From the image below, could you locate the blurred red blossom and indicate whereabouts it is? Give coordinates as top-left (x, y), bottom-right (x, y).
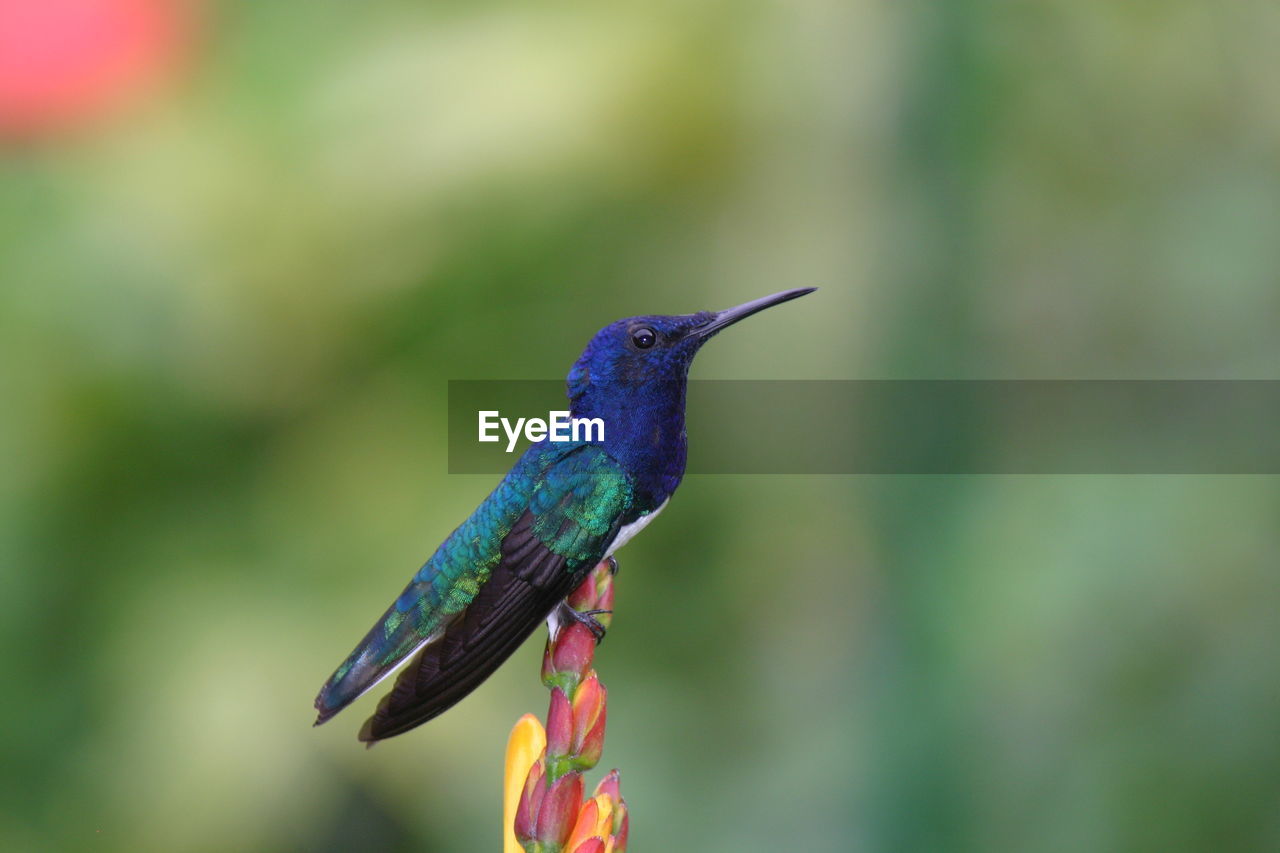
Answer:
top-left (0, 0), bottom-right (196, 140)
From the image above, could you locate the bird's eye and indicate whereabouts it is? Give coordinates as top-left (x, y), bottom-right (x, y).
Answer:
top-left (631, 327), bottom-right (657, 349)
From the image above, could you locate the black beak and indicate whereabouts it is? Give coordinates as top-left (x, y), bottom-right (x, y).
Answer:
top-left (694, 287), bottom-right (818, 339)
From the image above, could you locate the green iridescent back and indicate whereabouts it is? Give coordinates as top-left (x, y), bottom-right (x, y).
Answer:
top-left (314, 440), bottom-right (634, 721)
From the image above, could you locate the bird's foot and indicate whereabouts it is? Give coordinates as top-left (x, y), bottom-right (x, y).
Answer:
top-left (557, 601), bottom-right (612, 643)
top-left (606, 556), bottom-right (619, 576)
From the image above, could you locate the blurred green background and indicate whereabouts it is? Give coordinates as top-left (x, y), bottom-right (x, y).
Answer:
top-left (2, 1), bottom-right (1279, 851)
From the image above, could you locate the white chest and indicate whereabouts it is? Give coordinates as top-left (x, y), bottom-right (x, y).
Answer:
top-left (604, 498), bottom-right (669, 558)
top-left (546, 499), bottom-right (670, 638)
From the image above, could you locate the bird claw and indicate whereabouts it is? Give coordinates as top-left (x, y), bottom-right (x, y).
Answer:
top-left (606, 556), bottom-right (619, 576)
top-left (558, 602), bottom-right (612, 643)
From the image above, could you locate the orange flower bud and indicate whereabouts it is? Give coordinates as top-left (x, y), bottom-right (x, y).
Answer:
top-left (564, 795), bottom-right (602, 852)
top-left (570, 675), bottom-right (607, 768)
top-left (592, 770), bottom-right (628, 851)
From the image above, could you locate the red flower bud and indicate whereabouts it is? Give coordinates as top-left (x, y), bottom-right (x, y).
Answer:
top-left (544, 621), bottom-right (596, 690)
top-left (545, 687), bottom-right (573, 759)
top-left (513, 757), bottom-right (546, 845)
top-left (591, 770), bottom-right (628, 848)
top-left (593, 769), bottom-right (621, 802)
top-left (568, 560), bottom-right (616, 614)
top-left (534, 771), bottom-right (584, 847)
top-left (571, 839), bottom-right (607, 853)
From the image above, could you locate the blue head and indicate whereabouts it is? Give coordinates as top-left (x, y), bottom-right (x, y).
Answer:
top-left (566, 288), bottom-right (815, 503)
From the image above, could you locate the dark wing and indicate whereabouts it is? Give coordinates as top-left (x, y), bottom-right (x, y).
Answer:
top-left (358, 444), bottom-right (634, 742)
top-left (313, 459), bottom-right (534, 725)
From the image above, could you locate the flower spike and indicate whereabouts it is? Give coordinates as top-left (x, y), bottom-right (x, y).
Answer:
top-left (505, 561), bottom-right (630, 853)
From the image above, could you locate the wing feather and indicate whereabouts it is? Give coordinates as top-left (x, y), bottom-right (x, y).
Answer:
top-left (313, 442), bottom-right (634, 738)
top-left (357, 448), bottom-right (633, 741)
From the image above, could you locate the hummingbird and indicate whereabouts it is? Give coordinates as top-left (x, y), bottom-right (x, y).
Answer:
top-left (314, 288), bottom-right (816, 742)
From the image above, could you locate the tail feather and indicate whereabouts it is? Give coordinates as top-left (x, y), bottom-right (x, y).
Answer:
top-left (313, 613), bottom-right (448, 725)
